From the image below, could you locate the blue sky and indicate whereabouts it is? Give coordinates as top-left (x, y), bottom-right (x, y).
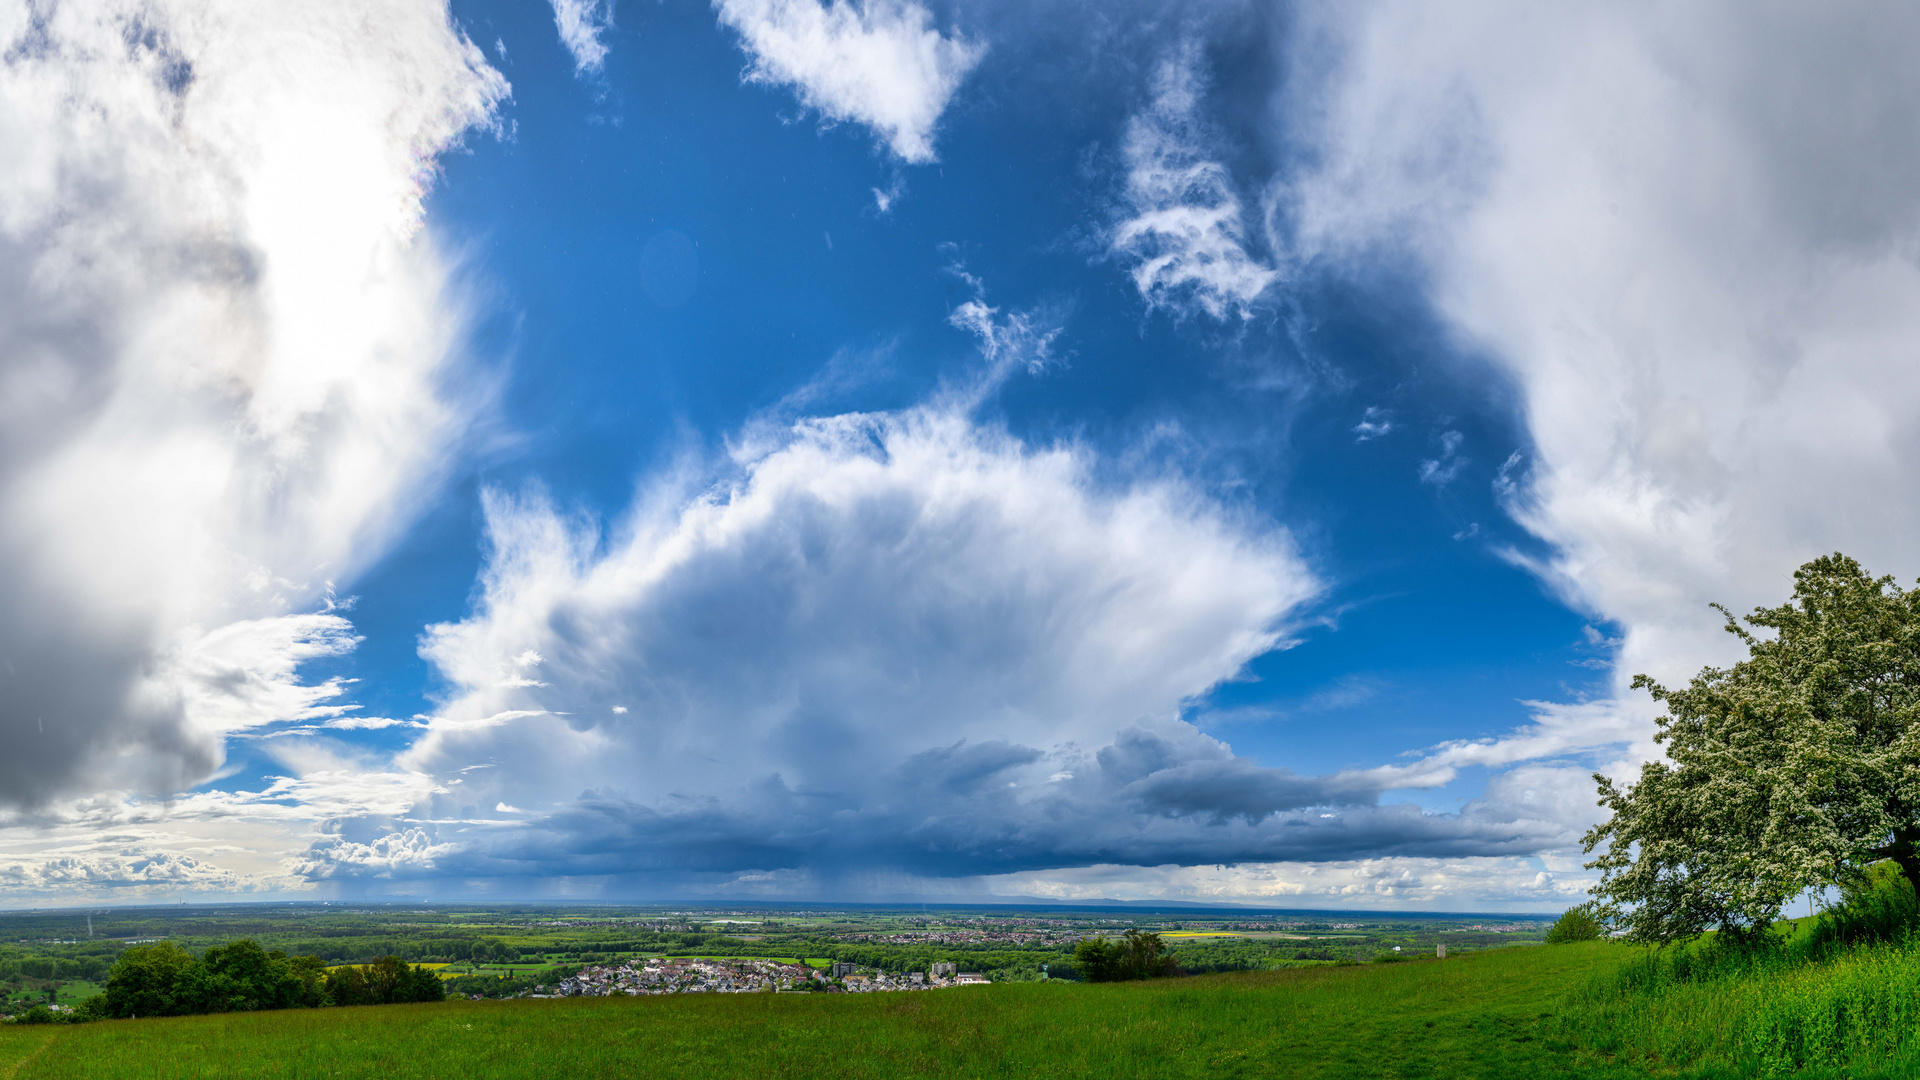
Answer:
top-left (351, 0), bottom-right (1596, 773)
top-left (3, 0), bottom-right (1917, 909)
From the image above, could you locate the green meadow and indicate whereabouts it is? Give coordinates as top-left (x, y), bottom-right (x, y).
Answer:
top-left (16, 922), bottom-right (1920, 1079)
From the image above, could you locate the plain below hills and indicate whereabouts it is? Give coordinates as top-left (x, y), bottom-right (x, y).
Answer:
top-left (16, 924), bottom-right (1920, 1078)
top-left (0, 941), bottom-right (1735, 1079)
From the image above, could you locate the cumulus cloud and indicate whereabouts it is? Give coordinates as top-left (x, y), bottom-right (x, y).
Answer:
top-left (0, 736), bottom-right (449, 900)
top-left (713, 0), bottom-right (984, 164)
top-left (279, 387), bottom-right (1613, 890)
top-left (1284, 1), bottom-right (1920, 713)
top-left (1112, 44), bottom-right (1278, 320)
top-left (0, 1), bottom-right (506, 807)
top-left (295, 827), bottom-right (462, 881)
top-left (0, 849), bottom-right (246, 894)
top-left (549, 0), bottom-right (615, 75)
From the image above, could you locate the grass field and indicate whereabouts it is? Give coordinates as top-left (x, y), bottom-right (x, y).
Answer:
top-left (54, 982), bottom-right (102, 1006)
top-left (0, 943), bottom-right (1638, 1079)
top-left (13, 937), bottom-right (1920, 1078)
top-left (4, 982), bottom-right (101, 1008)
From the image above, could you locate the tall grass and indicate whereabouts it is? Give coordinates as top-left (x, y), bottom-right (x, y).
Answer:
top-left (1742, 938), bottom-right (1920, 1074)
top-left (1555, 867), bottom-right (1920, 1077)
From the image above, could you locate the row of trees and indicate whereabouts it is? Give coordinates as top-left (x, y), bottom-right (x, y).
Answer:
top-left (0, 955), bottom-right (113, 982)
top-left (97, 941), bottom-right (442, 1019)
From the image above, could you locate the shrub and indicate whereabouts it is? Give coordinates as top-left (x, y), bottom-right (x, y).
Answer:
top-left (1806, 861), bottom-right (1920, 952)
top-left (1545, 904), bottom-right (1606, 945)
top-left (1073, 930), bottom-right (1179, 982)
top-left (101, 940), bottom-right (417, 1019)
top-left (324, 957), bottom-right (443, 1006)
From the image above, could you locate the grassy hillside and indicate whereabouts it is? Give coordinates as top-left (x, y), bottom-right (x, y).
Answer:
top-left (8, 933), bottom-right (1920, 1079)
top-left (0, 943), bottom-right (1625, 1080)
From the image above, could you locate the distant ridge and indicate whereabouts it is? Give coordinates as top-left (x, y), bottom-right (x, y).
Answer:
top-left (0, 896), bottom-right (1559, 920)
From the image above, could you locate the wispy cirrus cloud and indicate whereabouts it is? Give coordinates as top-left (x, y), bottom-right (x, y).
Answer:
top-left (1112, 43), bottom-right (1278, 320)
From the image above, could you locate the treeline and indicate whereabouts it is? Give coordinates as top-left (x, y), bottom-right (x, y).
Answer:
top-left (37, 941), bottom-right (445, 1023)
top-left (0, 952), bottom-right (113, 983)
top-left (1164, 939), bottom-right (1349, 974)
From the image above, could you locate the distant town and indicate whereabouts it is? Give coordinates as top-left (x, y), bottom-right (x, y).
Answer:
top-left (543, 957), bottom-right (992, 997)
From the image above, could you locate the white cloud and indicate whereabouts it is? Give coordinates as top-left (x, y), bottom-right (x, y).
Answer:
top-left (414, 398), bottom-right (1317, 786)
top-left (713, 0), bottom-right (984, 164)
top-left (1417, 430), bottom-right (1465, 487)
top-left (0, 736), bottom-right (450, 900)
top-left (276, 394), bottom-right (1403, 885)
top-left (170, 615), bottom-right (364, 738)
top-left (1112, 43), bottom-right (1278, 320)
top-left (1352, 407), bottom-right (1393, 441)
top-left (1285, 2), bottom-right (1920, 725)
top-left (549, 0), bottom-right (615, 75)
top-left (320, 717), bottom-right (426, 731)
top-left (988, 849), bottom-right (1598, 912)
top-left (276, 386), bottom-right (1643, 891)
top-left (295, 827), bottom-right (459, 880)
top-left (0, 848), bottom-right (249, 895)
top-left (946, 300), bottom-right (1063, 377)
top-left (0, 1), bottom-right (507, 806)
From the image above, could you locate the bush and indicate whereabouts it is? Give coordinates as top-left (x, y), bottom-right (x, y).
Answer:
top-left (103, 942), bottom-right (197, 1018)
top-left (1073, 930), bottom-right (1179, 982)
top-left (100, 940), bottom-right (427, 1019)
top-left (1546, 904), bottom-right (1606, 945)
top-left (1806, 861), bottom-right (1920, 952)
top-left (324, 957), bottom-right (444, 1006)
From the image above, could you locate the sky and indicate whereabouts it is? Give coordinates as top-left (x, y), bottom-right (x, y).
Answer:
top-left (2, 0), bottom-right (1919, 911)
